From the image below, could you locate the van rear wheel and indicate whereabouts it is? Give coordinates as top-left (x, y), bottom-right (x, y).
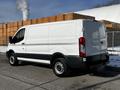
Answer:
top-left (52, 58), bottom-right (69, 77)
top-left (9, 53), bottom-right (18, 66)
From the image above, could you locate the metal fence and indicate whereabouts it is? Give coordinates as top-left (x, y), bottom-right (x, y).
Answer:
top-left (107, 30), bottom-right (120, 55)
top-left (107, 31), bottom-right (120, 47)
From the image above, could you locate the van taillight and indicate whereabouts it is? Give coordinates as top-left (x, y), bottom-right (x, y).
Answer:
top-left (79, 37), bottom-right (85, 45)
top-left (79, 37), bottom-right (86, 57)
top-left (80, 52), bottom-right (86, 57)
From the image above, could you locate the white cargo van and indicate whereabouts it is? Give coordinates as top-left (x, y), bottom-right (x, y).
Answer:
top-left (6, 19), bottom-right (109, 76)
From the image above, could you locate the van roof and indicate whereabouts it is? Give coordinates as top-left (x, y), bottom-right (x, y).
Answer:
top-left (21, 19), bottom-right (95, 29)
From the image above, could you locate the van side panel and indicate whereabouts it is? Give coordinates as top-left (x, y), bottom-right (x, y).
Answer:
top-left (49, 20), bottom-right (83, 56)
top-left (25, 25), bottom-right (49, 54)
top-left (24, 20), bottom-right (83, 56)
top-left (14, 20), bottom-right (83, 65)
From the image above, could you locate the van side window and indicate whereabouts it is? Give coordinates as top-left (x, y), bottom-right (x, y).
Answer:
top-left (13, 28), bottom-right (25, 43)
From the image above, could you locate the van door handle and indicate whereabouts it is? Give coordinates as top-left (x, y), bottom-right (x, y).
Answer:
top-left (22, 43), bottom-right (25, 45)
top-left (100, 41), bottom-right (103, 44)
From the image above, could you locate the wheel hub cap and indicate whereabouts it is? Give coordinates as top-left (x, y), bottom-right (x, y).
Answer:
top-left (10, 56), bottom-right (15, 64)
top-left (55, 62), bottom-right (64, 75)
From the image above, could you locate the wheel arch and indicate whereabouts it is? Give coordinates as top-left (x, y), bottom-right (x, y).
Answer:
top-left (6, 50), bottom-right (15, 58)
top-left (51, 52), bottom-right (65, 65)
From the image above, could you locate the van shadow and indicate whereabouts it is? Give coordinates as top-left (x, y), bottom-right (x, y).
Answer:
top-left (19, 62), bottom-right (120, 77)
top-left (90, 65), bottom-right (120, 77)
top-left (19, 61), bottom-right (51, 69)
top-left (77, 66), bottom-right (120, 90)
top-left (19, 61), bottom-right (88, 76)
top-left (64, 65), bottom-right (120, 77)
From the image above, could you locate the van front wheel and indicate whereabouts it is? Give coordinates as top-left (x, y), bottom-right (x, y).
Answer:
top-left (52, 58), bottom-right (69, 77)
top-left (9, 53), bottom-right (18, 66)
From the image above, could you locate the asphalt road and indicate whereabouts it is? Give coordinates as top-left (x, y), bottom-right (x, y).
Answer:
top-left (0, 53), bottom-right (120, 90)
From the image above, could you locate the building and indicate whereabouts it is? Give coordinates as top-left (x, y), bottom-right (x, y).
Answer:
top-left (76, 4), bottom-right (120, 23)
top-left (76, 4), bottom-right (120, 52)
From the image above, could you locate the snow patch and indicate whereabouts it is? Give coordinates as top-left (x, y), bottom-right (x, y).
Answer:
top-left (108, 56), bottom-right (120, 67)
top-left (0, 46), bottom-right (7, 53)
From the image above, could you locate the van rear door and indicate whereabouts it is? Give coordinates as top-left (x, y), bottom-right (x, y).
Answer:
top-left (83, 20), bottom-right (107, 56)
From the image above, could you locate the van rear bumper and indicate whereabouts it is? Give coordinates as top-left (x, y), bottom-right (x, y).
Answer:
top-left (86, 53), bottom-right (109, 65)
top-left (66, 53), bottom-right (109, 68)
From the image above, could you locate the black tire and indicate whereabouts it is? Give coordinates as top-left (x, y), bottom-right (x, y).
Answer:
top-left (52, 58), bottom-right (69, 77)
top-left (9, 53), bottom-right (18, 66)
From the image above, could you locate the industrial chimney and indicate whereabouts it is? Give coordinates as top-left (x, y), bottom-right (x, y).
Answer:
top-left (16, 0), bottom-right (29, 20)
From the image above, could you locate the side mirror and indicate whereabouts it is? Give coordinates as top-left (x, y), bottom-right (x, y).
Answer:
top-left (9, 36), bottom-right (13, 44)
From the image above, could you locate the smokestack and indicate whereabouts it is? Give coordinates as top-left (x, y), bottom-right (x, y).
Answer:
top-left (16, 0), bottom-right (29, 20)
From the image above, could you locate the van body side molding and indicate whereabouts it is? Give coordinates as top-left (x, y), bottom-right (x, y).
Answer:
top-left (17, 57), bottom-right (50, 64)
top-left (16, 53), bottom-right (51, 60)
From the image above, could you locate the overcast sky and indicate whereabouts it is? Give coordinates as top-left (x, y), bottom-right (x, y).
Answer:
top-left (0, 0), bottom-right (119, 23)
